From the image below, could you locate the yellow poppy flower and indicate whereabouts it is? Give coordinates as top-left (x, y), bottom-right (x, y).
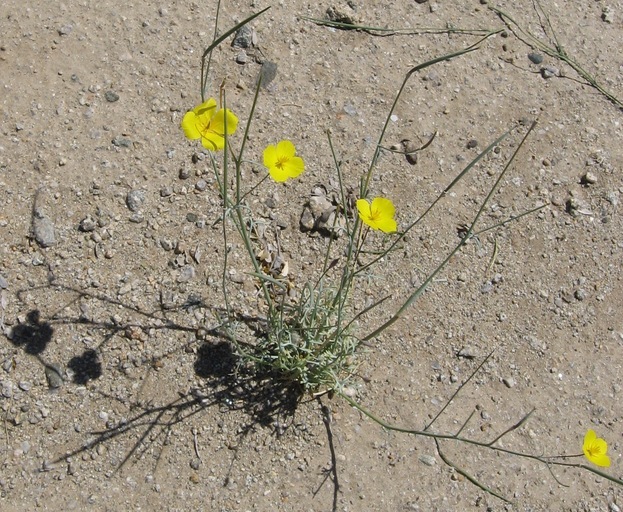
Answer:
top-left (263, 140), bottom-right (305, 183)
top-left (181, 98), bottom-right (238, 151)
top-left (583, 429), bottom-right (611, 467)
top-left (356, 197), bottom-right (397, 234)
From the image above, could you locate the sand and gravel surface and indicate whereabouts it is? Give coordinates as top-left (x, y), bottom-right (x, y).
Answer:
top-left (1, 1), bottom-right (623, 510)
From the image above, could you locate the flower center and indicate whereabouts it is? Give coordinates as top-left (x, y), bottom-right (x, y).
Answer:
top-left (275, 156), bottom-right (289, 170)
top-left (588, 444), bottom-right (602, 456)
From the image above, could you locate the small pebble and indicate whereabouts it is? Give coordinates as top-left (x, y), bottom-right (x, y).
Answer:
top-left (177, 265), bottom-right (196, 283)
top-left (126, 189), bottom-right (146, 212)
top-left (602, 7), bottom-right (614, 23)
top-left (18, 381), bottom-right (31, 391)
top-left (581, 171), bottom-right (598, 185)
top-left (541, 66), bottom-right (559, 79)
top-left (458, 346), bottom-right (477, 359)
top-left (79, 216), bottom-right (97, 232)
top-left (232, 25), bottom-right (254, 49)
top-left (235, 51), bottom-right (248, 64)
top-left (104, 90), bottom-right (119, 102)
top-left (45, 363), bottom-right (64, 388)
top-left (179, 168), bottom-right (191, 180)
top-left (574, 289), bottom-right (587, 301)
top-left (33, 215), bottom-right (56, 247)
top-left (503, 377), bottom-right (516, 388)
top-left (528, 52), bottom-right (543, 64)
top-left (112, 136), bottom-right (132, 148)
top-left (419, 455), bottom-right (436, 466)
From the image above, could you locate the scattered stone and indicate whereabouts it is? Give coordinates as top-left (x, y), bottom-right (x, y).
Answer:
top-left (343, 103), bottom-right (357, 116)
top-left (602, 7), bottom-right (614, 23)
top-left (195, 179), bottom-right (207, 192)
top-left (325, 6), bottom-right (358, 25)
top-left (33, 214), bottom-right (56, 248)
top-left (565, 197), bottom-right (593, 216)
top-left (2, 381), bottom-right (13, 398)
top-left (179, 167), bottom-right (191, 179)
top-left (232, 25), bottom-right (255, 49)
top-left (112, 136), bottom-right (132, 148)
top-left (458, 346), bottom-right (477, 359)
top-left (79, 215), bottom-right (97, 232)
top-left (574, 289), bottom-right (587, 301)
top-left (229, 270), bottom-right (245, 284)
top-left (419, 455), bottom-right (436, 466)
top-left (480, 281), bottom-right (494, 294)
top-left (235, 51), bottom-right (248, 65)
top-left (177, 265), bottom-right (196, 283)
top-left (541, 66), bottom-right (559, 79)
top-left (528, 52), bottom-right (543, 64)
top-left (104, 90), bottom-right (119, 102)
top-left (18, 381), bottom-right (31, 391)
top-left (581, 171), bottom-right (598, 185)
top-left (467, 139), bottom-right (478, 149)
top-left (2, 357), bottom-right (13, 372)
top-left (160, 186), bottom-right (173, 197)
top-left (300, 187), bottom-right (345, 237)
top-left (45, 364), bottom-right (64, 389)
top-left (160, 238), bottom-right (175, 251)
top-left (126, 189), bottom-right (146, 212)
top-left (58, 25), bottom-right (73, 36)
top-left (503, 377), bottom-right (516, 388)
top-left (0, 274), bottom-right (8, 289)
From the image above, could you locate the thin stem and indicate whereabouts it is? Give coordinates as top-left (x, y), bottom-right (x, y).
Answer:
top-left (362, 121), bottom-right (537, 342)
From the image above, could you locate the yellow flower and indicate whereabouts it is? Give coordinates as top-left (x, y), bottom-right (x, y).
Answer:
top-left (583, 429), bottom-right (611, 467)
top-left (356, 197), bottom-right (397, 233)
top-left (181, 98), bottom-right (238, 151)
top-left (263, 140), bottom-right (305, 183)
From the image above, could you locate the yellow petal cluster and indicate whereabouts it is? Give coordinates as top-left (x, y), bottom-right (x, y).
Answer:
top-left (263, 140), bottom-right (305, 183)
top-left (583, 429), bottom-right (611, 467)
top-left (181, 98), bottom-right (238, 151)
top-left (356, 197), bottom-right (397, 233)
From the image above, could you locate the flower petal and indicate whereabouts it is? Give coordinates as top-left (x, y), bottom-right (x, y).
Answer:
top-left (376, 217), bottom-right (397, 234)
top-left (193, 98), bottom-right (217, 116)
top-left (593, 454), bottom-right (611, 468)
top-left (371, 197), bottom-right (396, 218)
top-left (283, 155), bottom-right (304, 179)
top-left (209, 108), bottom-right (239, 136)
top-left (357, 199), bottom-right (372, 221)
top-left (200, 132), bottom-right (223, 151)
top-left (181, 111), bottom-right (201, 140)
top-left (263, 144), bottom-right (279, 168)
top-left (269, 165), bottom-right (290, 183)
top-left (276, 140), bottom-right (296, 158)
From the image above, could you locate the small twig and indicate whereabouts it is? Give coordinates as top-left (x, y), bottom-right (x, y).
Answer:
top-left (192, 428), bottom-right (201, 460)
top-left (487, 409), bottom-right (535, 447)
top-left (435, 438), bottom-right (512, 504)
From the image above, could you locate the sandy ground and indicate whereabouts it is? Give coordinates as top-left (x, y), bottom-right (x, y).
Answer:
top-left (1, 1), bottom-right (623, 510)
